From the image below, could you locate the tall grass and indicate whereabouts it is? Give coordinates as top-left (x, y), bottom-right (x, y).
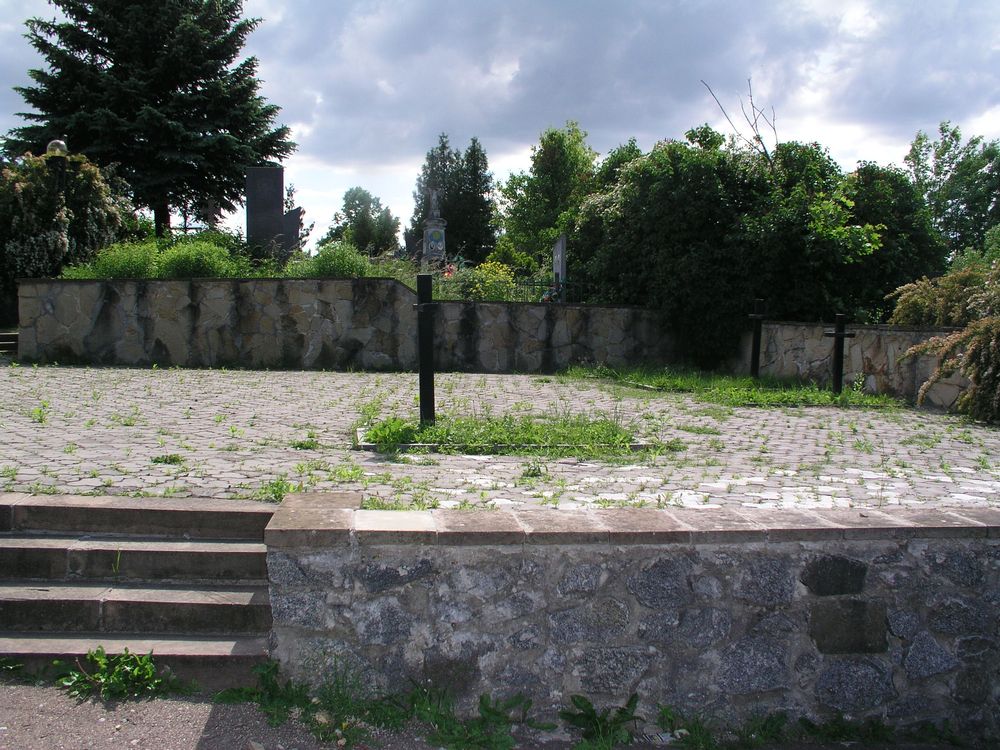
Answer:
top-left (565, 364), bottom-right (900, 408)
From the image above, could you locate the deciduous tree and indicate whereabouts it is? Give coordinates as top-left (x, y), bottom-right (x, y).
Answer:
top-left (501, 121), bottom-right (597, 267)
top-left (905, 122), bottom-right (1000, 257)
top-left (319, 187), bottom-right (399, 256)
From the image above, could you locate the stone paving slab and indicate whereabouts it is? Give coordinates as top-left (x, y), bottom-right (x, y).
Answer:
top-left (0, 365), bottom-right (997, 512)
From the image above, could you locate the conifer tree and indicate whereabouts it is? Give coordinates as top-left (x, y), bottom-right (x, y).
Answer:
top-left (407, 134), bottom-right (497, 263)
top-left (5, 0), bottom-right (294, 236)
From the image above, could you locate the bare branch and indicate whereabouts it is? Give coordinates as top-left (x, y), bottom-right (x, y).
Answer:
top-left (701, 78), bottom-right (777, 167)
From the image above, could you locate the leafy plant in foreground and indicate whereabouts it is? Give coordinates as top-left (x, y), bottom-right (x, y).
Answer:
top-left (55, 646), bottom-right (188, 700)
top-left (797, 714), bottom-right (893, 742)
top-left (560, 693), bottom-right (642, 749)
top-left (656, 704), bottom-right (719, 749)
top-left (404, 686), bottom-right (553, 750)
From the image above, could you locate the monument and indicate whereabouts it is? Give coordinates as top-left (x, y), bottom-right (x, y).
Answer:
top-left (422, 187), bottom-right (447, 266)
top-left (245, 166), bottom-right (302, 263)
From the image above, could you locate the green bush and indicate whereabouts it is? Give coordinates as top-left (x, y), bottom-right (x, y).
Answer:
top-left (158, 240), bottom-right (248, 278)
top-left (61, 239), bottom-right (160, 278)
top-left (286, 241), bottom-right (372, 278)
top-left (452, 260), bottom-right (516, 301)
top-left (62, 235), bottom-right (255, 279)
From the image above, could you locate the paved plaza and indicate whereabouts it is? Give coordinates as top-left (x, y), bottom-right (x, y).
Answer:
top-left (0, 363), bottom-right (997, 511)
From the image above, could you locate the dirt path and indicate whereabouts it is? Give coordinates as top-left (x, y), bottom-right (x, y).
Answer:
top-left (0, 684), bottom-right (967, 750)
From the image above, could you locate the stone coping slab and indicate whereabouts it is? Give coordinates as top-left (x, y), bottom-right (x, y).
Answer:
top-left (264, 492), bottom-right (1000, 547)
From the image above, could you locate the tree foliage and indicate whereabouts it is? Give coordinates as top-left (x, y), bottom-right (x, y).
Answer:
top-left (905, 121), bottom-right (1000, 257)
top-left (501, 121), bottom-right (597, 269)
top-left (569, 126), bottom-right (950, 366)
top-left (842, 162), bottom-right (946, 320)
top-left (407, 135), bottom-right (497, 264)
top-left (1, 152), bottom-right (128, 323)
top-left (5, 0), bottom-right (294, 236)
top-left (319, 187), bottom-right (399, 256)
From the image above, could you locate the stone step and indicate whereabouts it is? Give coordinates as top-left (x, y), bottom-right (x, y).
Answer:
top-left (0, 331), bottom-right (16, 354)
top-left (0, 583), bottom-right (271, 635)
top-left (0, 536), bottom-right (268, 583)
top-left (0, 494), bottom-right (273, 540)
top-left (0, 633), bottom-right (268, 690)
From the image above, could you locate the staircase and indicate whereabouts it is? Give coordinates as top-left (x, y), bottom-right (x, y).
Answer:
top-left (0, 330), bottom-right (16, 357)
top-left (0, 494), bottom-right (275, 690)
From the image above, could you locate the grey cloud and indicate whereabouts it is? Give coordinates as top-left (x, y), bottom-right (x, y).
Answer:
top-left (3, 0), bottom-right (999, 173)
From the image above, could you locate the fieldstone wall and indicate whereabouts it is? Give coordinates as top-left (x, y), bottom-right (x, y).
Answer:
top-left (266, 496), bottom-right (999, 740)
top-left (737, 322), bottom-right (968, 406)
top-left (16, 279), bottom-right (671, 372)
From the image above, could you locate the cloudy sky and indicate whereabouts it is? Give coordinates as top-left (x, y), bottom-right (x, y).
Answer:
top-left (1, 0), bottom-right (998, 246)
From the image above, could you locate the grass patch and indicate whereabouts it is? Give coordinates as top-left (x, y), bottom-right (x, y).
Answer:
top-left (290, 430), bottom-right (321, 450)
top-left (564, 364), bottom-right (900, 408)
top-left (361, 414), bottom-right (676, 458)
top-left (151, 453), bottom-right (184, 465)
top-left (252, 476), bottom-right (301, 503)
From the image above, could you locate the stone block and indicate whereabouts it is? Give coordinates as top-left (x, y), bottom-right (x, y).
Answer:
top-left (557, 563), bottom-right (604, 596)
top-left (809, 599), bottom-right (887, 654)
top-left (574, 646), bottom-right (652, 694)
top-left (355, 598), bottom-right (413, 645)
top-left (356, 558), bottom-right (436, 594)
top-left (923, 548), bottom-right (985, 587)
top-left (815, 658), bottom-right (895, 713)
top-left (734, 556), bottom-right (795, 606)
top-left (550, 598), bottom-right (630, 644)
top-left (954, 668), bottom-right (991, 704)
top-left (433, 510), bottom-right (525, 545)
top-left (719, 636), bottom-right (789, 694)
top-left (904, 631), bottom-right (960, 679)
top-left (887, 609), bottom-right (921, 641)
top-left (929, 598), bottom-right (994, 636)
top-left (643, 606), bottom-right (731, 648)
top-left (625, 556), bottom-right (695, 609)
top-left (800, 555), bottom-right (868, 596)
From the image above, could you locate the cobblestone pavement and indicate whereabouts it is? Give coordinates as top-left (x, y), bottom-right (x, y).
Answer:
top-left (1, 363), bottom-right (997, 512)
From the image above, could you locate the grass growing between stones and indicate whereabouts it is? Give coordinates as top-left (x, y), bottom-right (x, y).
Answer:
top-left (360, 414), bottom-right (683, 458)
top-left (215, 660), bottom-right (553, 749)
top-left (564, 365), bottom-right (900, 408)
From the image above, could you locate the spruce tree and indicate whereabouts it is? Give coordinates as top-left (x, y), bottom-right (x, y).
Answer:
top-left (407, 134), bottom-right (497, 264)
top-left (5, 0), bottom-right (294, 235)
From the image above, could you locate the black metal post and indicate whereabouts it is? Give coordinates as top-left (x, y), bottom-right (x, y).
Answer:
top-left (823, 313), bottom-right (856, 395)
top-left (416, 273), bottom-right (435, 424)
top-left (749, 298), bottom-right (764, 379)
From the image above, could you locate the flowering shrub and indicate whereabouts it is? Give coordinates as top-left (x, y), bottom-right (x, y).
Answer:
top-left (904, 262), bottom-right (1000, 423)
top-left (888, 266), bottom-right (987, 328)
top-left (1, 153), bottom-right (128, 321)
top-left (453, 260), bottom-right (516, 301)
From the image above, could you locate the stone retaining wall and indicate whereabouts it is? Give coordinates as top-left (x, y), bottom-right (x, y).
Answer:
top-left (16, 279), bottom-right (671, 372)
top-left (18, 279), bottom-right (965, 401)
top-left (737, 322), bottom-right (968, 406)
top-left (266, 494), bottom-right (999, 740)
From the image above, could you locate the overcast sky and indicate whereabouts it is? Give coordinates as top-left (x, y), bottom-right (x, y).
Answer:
top-left (2, 0), bottom-right (999, 247)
